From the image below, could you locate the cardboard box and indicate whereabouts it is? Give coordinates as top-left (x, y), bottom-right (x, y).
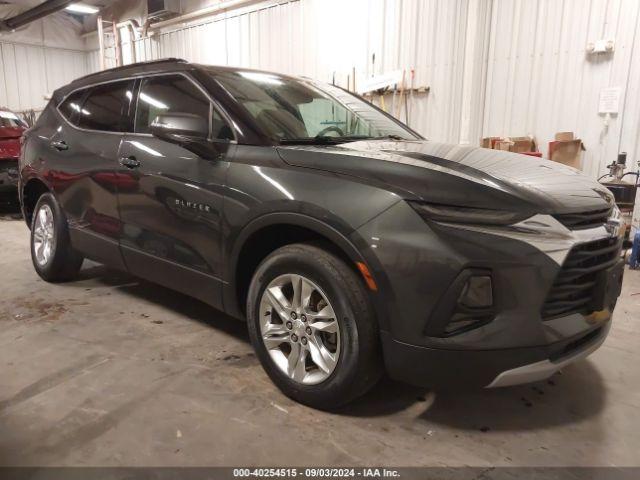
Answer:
top-left (481, 136), bottom-right (537, 154)
top-left (510, 136), bottom-right (537, 153)
top-left (481, 137), bottom-right (501, 149)
top-left (549, 139), bottom-right (585, 169)
top-left (555, 132), bottom-right (575, 142)
top-left (495, 140), bottom-right (512, 151)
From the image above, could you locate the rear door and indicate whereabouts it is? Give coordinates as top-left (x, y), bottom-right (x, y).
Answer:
top-left (116, 73), bottom-right (234, 309)
top-left (48, 79), bottom-right (135, 269)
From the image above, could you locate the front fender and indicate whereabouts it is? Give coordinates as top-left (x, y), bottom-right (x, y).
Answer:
top-left (222, 211), bottom-right (377, 320)
top-left (221, 148), bottom-right (402, 320)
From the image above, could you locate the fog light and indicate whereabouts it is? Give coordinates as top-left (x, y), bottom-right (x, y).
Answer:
top-left (458, 275), bottom-right (493, 308)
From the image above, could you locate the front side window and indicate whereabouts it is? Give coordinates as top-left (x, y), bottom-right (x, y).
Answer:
top-left (135, 75), bottom-right (210, 135)
top-left (77, 80), bottom-right (134, 132)
top-left (210, 70), bottom-right (418, 143)
top-left (211, 109), bottom-right (233, 140)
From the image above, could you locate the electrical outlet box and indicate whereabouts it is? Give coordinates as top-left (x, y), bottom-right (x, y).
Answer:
top-left (586, 38), bottom-right (615, 54)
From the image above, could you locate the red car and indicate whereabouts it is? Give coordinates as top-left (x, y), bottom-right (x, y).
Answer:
top-left (0, 108), bottom-right (26, 196)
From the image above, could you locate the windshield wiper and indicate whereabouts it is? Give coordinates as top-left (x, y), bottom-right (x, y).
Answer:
top-left (278, 134), bottom-right (411, 145)
top-left (279, 137), bottom-right (339, 145)
top-left (279, 135), bottom-right (371, 145)
top-left (370, 134), bottom-right (408, 141)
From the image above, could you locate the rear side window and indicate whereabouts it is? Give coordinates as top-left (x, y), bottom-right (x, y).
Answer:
top-left (77, 80), bottom-right (135, 132)
top-left (135, 75), bottom-right (213, 135)
top-left (58, 90), bottom-right (86, 125)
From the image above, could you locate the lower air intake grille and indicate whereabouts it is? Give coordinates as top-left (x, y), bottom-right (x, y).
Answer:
top-left (541, 237), bottom-right (622, 319)
top-left (553, 208), bottom-right (611, 230)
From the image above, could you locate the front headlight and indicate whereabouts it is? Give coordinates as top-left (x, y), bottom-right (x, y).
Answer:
top-left (408, 201), bottom-right (532, 226)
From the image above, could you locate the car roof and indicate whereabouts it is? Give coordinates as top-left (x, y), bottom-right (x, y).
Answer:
top-left (53, 58), bottom-right (307, 103)
top-left (53, 58), bottom-right (191, 100)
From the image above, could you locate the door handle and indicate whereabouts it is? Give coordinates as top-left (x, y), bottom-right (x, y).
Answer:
top-left (50, 140), bottom-right (68, 151)
top-left (119, 156), bottom-right (141, 169)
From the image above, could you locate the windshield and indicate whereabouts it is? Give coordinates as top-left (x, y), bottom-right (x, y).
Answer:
top-left (210, 70), bottom-right (418, 144)
top-left (0, 110), bottom-right (26, 128)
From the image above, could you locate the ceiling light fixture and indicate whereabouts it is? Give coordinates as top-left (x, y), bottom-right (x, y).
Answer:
top-left (66, 3), bottom-right (100, 14)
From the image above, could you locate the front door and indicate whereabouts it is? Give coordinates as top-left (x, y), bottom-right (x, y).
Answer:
top-left (116, 73), bottom-right (234, 309)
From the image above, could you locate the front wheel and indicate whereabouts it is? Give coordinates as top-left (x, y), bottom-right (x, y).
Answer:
top-left (246, 243), bottom-right (381, 410)
top-left (30, 192), bottom-right (84, 282)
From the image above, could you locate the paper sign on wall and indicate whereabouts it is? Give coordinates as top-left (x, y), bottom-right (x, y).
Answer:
top-left (599, 87), bottom-right (621, 114)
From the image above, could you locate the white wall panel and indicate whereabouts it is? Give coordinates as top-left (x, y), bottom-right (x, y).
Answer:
top-left (0, 10), bottom-right (89, 114)
top-left (102, 0), bottom-right (476, 150)
top-left (484, 0), bottom-right (640, 177)
top-left (0, 42), bottom-right (88, 113)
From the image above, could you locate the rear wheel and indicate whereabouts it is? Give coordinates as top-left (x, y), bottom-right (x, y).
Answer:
top-left (247, 243), bottom-right (381, 409)
top-left (30, 193), bottom-right (83, 282)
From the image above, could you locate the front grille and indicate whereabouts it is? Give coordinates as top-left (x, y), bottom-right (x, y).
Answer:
top-left (541, 237), bottom-right (622, 319)
top-left (553, 208), bottom-right (611, 230)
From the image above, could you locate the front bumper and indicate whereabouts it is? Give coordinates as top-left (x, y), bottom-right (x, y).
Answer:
top-left (486, 322), bottom-right (608, 387)
top-left (381, 321), bottom-right (610, 389)
top-left (355, 201), bottom-right (622, 389)
top-left (0, 159), bottom-right (19, 192)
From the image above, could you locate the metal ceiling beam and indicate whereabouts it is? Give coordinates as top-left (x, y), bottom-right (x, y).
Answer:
top-left (0, 0), bottom-right (74, 32)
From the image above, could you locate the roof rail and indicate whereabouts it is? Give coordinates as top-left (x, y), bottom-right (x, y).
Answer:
top-left (73, 58), bottom-right (189, 83)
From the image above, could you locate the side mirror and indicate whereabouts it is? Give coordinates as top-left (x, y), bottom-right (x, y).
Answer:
top-left (149, 112), bottom-right (229, 160)
top-left (150, 113), bottom-right (208, 143)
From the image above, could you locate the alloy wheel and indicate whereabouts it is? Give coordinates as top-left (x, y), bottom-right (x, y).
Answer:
top-left (33, 204), bottom-right (55, 266)
top-left (259, 274), bottom-right (340, 385)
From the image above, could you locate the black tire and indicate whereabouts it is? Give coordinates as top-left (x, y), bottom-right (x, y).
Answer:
top-left (247, 243), bottom-right (381, 410)
top-left (30, 192), bottom-right (83, 282)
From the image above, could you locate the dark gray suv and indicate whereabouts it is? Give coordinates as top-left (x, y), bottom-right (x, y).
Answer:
top-left (19, 59), bottom-right (624, 409)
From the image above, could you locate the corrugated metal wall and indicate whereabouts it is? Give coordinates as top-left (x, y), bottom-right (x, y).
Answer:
top-left (85, 0), bottom-right (640, 178)
top-left (0, 41), bottom-right (88, 114)
top-left (88, 0), bottom-right (478, 149)
top-left (483, 0), bottom-right (640, 178)
top-left (0, 13), bottom-right (89, 115)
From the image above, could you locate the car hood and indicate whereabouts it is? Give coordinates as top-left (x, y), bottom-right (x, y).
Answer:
top-left (0, 127), bottom-right (24, 159)
top-left (277, 140), bottom-right (614, 214)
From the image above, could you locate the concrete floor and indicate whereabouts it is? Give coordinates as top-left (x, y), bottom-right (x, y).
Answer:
top-left (1, 204), bottom-right (639, 467)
